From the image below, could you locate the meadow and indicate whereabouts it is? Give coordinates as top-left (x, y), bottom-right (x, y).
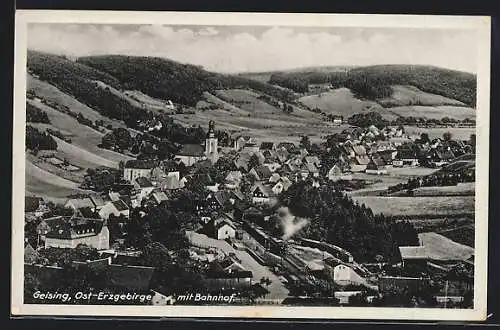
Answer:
top-left (389, 105), bottom-right (476, 121)
top-left (351, 195), bottom-right (475, 217)
top-left (404, 126), bottom-right (476, 141)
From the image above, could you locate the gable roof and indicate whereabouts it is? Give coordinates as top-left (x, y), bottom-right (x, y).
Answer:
top-left (370, 156), bottom-right (386, 167)
top-left (260, 142), bottom-right (275, 150)
top-left (352, 145), bottom-right (367, 156)
top-left (399, 246), bottom-right (428, 260)
top-left (44, 217), bottom-right (106, 240)
top-left (112, 199), bottom-right (129, 212)
top-left (152, 191), bottom-right (169, 204)
top-left (135, 176), bottom-right (153, 188)
top-left (125, 159), bottom-right (157, 169)
top-left (251, 165), bottom-right (272, 180)
top-left (354, 156), bottom-right (371, 165)
top-left (177, 144), bottom-right (205, 157)
top-left (250, 183), bottom-right (273, 197)
top-left (66, 197), bottom-right (95, 209)
top-left (24, 242), bottom-right (40, 264)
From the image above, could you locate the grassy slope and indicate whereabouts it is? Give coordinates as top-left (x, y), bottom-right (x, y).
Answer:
top-left (378, 85), bottom-right (466, 107)
top-left (298, 87), bottom-right (399, 120)
top-left (27, 99), bottom-right (133, 165)
top-left (351, 195), bottom-right (475, 217)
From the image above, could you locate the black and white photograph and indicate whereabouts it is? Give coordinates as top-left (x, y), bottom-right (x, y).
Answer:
top-left (11, 11), bottom-right (490, 320)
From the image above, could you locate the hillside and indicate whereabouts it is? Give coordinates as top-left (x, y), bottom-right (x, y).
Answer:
top-left (269, 65), bottom-right (476, 108)
top-left (77, 55), bottom-right (295, 106)
top-left (298, 87), bottom-right (398, 120)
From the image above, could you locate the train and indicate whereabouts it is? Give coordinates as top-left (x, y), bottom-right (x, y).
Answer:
top-left (299, 238), bottom-right (354, 264)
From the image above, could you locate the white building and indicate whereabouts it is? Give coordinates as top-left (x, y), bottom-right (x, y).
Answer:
top-left (333, 264), bottom-right (366, 286)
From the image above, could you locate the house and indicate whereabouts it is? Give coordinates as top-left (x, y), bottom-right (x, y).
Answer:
top-left (365, 157), bottom-right (387, 175)
top-left (399, 246), bottom-right (428, 268)
top-left (276, 142), bottom-right (297, 153)
top-left (327, 164), bottom-right (353, 182)
top-left (276, 149), bottom-right (289, 163)
top-left (259, 142), bottom-right (275, 151)
top-left (304, 156), bottom-right (321, 168)
top-left (332, 115), bottom-right (343, 126)
top-left (150, 162), bottom-right (180, 185)
top-left (174, 144), bottom-right (206, 166)
top-left (159, 175), bottom-right (184, 191)
top-left (233, 135), bottom-right (253, 151)
top-left (204, 268), bottom-right (253, 290)
top-left (89, 195), bottom-right (106, 211)
top-left (25, 242), bottom-right (40, 264)
top-left (44, 217), bottom-right (109, 250)
top-left (242, 143), bottom-right (260, 154)
top-left (262, 160), bottom-right (281, 173)
top-left (250, 183), bottom-right (273, 204)
top-left (98, 200), bottom-right (130, 220)
top-left (65, 197), bottom-right (96, 212)
top-left (150, 191), bottom-right (169, 205)
top-left (249, 165), bottom-right (273, 181)
top-left (304, 162), bottom-right (320, 177)
top-left (234, 154), bottom-right (251, 172)
top-left (271, 177), bottom-right (293, 195)
top-left (204, 216), bottom-right (237, 240)
top-left (394, 149), bottom-right (419, 167)
top-left (429, 148), bottom-right (455, 167)
top-left (134, 177), bottom-right (155, 200)
top-left (333, 264), bottom-right (366, 286)
top-left (377, 149), bottom-right (396, 166)
top-left (123, 160), bottom-right (156, 182)
top-left (225, 171), bottom-right (243, 188)
top-left (269, 173), bottom-right (281, 184)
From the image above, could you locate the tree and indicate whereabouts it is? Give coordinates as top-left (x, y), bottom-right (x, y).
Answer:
top-left (443, 131), bottom-right (452, 142)
top-left (300, 135), bottom-right (311, 150)
top-left (420, 133), bottom-right (430, 144)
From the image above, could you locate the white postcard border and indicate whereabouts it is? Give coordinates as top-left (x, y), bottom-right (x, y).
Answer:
top-left (12, 10), bottom-right (491, 321)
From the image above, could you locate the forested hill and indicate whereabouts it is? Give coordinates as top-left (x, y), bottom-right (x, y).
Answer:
top-left (269, 65), bottom-right (477, 107)
top-left (77, 55), bottom-right (294, 106)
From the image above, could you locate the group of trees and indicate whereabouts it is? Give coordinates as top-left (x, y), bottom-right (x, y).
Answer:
top-left (347, 112), bottom-right (389, 129)
top-left (279, 181), bottom-right (419, 263)
top-left (80, 167), bottom-right (122, 192)
top-left (26, 102), bottom-right (50, 123)
top-left (76, 55), bottom-right (294, 107)
top-left (269, 65), bottom-right (476, 107)
top-left (391, 116), bottom-right (476, 128)
top-left (25, 125), bottom-right (58, 152)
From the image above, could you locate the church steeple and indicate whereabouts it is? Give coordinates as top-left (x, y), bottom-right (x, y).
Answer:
top-left (205, 120), bottom-right (218, 163)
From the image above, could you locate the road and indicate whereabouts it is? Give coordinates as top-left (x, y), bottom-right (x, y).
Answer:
top-left (187, 231), bottom-right (289, 302)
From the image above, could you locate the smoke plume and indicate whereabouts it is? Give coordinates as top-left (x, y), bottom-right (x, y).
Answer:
top-left (277, 207), bottom-right (310, 240)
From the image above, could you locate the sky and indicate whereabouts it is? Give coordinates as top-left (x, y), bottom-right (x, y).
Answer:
top-left (27, 23), bottom-right (478, 73)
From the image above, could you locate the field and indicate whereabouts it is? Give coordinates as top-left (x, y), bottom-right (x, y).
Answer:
top-left (25, 160), bottom-right (89, 201)
top-left (389, 105), bottom-right (476, 121)
top-left (351, 195), bottom-right (475, 217)
top-left (298, 88), bottom-right (398, 120)
top-left (404, 126), bottom-right (476, 141)
top-left (28, 98), bottom-right (133, 165)
top-left (410, 183), bottom-right (475, 197)
top-left (174, 88), bottom-right (351, 144)
top-left (418, 232), bottom-right (474, 261)
top-left (378, 85), bottom-right (466, 108)
top-left (349, 167), bottom-right (439, 195)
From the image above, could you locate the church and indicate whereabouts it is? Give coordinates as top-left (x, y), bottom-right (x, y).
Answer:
top-left (174, 121), bottom-right (219, 166)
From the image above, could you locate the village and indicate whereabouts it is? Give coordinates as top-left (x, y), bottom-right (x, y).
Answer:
top-left (23, 110), bottom-right (476, 308)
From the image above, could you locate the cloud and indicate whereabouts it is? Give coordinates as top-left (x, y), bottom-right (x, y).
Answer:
top-left (26, 24), bottom-right (478, 73)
